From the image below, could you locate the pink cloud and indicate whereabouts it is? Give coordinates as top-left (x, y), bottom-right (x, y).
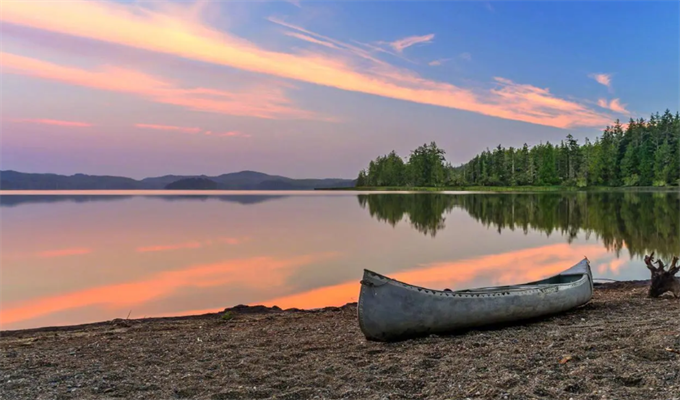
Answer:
top-left (387, 34), bottom-right (435, 53)
top-left (218, 237), bottom-right (248, 245)
top-left (135, 124), bottom-right (201, 133)
top-left (137, 241), bottom-right (204, 253)
top-left (0, 52), bottom-right (324, 121)
top-left (0, 0), bottom-right (617, 129)
top-left (597, 98), bottom-right (630, 115)
top-left (133, 125), bottom-right (250, 138)
top-left (214, 131), bottom-right (250, 138)
top-left (37, 248), bottom-right (92, 258)
top-left (589, 73), bottom-right (612, 88)
top-left (608, 99), bottom-right (629, 114)
top-left (11, 118), bottom-right (92, 127)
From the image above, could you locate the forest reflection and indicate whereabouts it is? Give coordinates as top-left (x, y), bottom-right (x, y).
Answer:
top-left (357, 192), bottom-right (679, 259)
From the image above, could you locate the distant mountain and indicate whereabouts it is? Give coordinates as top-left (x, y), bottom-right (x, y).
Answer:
top-left (0, 170), bottom-right (355, 190)
top-left (164, 177), bottom-right (218, 190)
top-left (0, 171), bottom-right (143, 190)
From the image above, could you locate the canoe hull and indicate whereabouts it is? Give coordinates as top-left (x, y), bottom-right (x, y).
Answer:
top-left (358, 259), bottom-right (593, 341)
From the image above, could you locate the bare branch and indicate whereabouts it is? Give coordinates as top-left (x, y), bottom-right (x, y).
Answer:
top-left (669, 256), bottom-right (680, 276)
top-left (644, 253), bottom-right (657, 272)
top-left (657, 259), bottom-right (667, 271)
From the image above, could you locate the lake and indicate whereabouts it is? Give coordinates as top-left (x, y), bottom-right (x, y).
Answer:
top-left (1, 190), bottom-right (677, 330)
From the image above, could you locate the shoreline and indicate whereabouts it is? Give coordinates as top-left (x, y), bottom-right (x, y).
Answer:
top-left (316, 186), bottom-right (680, 192)
top-left (0, 186), bottom-right (678, 195)
top-left (0, 281), bottom-right (680, 400)
top-left (0, 303), bottom-right (360, 336)
top-left (4, 280), bottom-right (680, 400)
top-left (0, 280), bottom-right (650, 336)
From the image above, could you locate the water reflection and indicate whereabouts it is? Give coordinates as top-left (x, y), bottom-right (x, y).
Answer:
top-left (0, 191), bottom-right (677, 330)
top-left (358, 192), bottom-right (680, 258)
top-left (0, 194), bottom-right (289, 207)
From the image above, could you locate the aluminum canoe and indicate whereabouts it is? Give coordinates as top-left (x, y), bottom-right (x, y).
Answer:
top-left (358, 258), bottom-right (593, 341)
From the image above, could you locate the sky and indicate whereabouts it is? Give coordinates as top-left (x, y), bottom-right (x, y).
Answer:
top-left (1, 0), bottom-right (678, 179)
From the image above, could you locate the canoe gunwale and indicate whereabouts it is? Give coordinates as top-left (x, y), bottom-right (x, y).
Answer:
top-left (361, 264), bottom-right (591, 299)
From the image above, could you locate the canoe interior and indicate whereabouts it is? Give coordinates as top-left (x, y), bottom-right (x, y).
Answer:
top-left (452, 273), bottom-right (585, 294)
top-left (363, 258), bottom-right (592, 295)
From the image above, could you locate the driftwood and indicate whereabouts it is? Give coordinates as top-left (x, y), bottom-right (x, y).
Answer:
top-left (643, 252), bottom-right (680, 298)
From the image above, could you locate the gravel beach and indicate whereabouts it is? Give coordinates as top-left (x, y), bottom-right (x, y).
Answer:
top-left (2, 281), bottom-right (679, 400)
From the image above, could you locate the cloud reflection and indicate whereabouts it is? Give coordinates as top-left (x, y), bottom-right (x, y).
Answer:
top-left (0, 253), bottom-right (339, 329)
top-left (258, 243), bottom-right (611, 309)
top-left (136, 237), bottom-right (247, 252)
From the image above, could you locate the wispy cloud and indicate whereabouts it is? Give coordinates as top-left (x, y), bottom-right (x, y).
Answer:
top-left (135, 124), bottom-right (201, 133)
top-left (428, 58), bottom-right (450, 67)
top-left (0, 52), bottom-right (324, 121)
top-left (269, 17), bottom-right (388, 65)
top-left (597, 98), bottom-right (629, 114)
top-left (205, 131), bottom-right (251, 138)
top-left (284, 31), bottom-right (339, 50)
top-left (37, 248), bottom-right (92, 258)
top-left (134, 124), bottom-right (250, 138)
top-left (484, 2), bottom-right (495, 12)
top-left (137, 241), bottom-right (203, 253)
top-left (429, 53), bottom-right (469, 67)
top-left (589, 73), bottom-right (612, 88)
top-left (0, 1), bottom-right (617, 129)
top-left (11, 118), bottom-right (93, 127)
top-left (387, 34), bottom-right (435, 53)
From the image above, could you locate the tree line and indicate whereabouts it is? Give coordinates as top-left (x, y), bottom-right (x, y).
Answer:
top-left (356, 110), bottom-right (680, 187)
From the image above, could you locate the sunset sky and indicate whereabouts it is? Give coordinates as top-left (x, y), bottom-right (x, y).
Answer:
top-left (1, 0), bottom-right (678, 179)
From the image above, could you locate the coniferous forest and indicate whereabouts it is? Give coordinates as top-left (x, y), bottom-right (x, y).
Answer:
top-left (356, 110), bottom-right (680, 188)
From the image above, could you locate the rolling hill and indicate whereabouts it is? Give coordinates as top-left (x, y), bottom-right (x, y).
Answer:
top-left (0, 170), bottom-right (355, 190)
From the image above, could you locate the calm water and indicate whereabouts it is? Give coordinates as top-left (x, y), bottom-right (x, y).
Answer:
top-left (1, 191), bottom-right (678, 330)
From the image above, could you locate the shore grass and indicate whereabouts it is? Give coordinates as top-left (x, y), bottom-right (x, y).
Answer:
top-left (318, 185), bottom-right (680, 193)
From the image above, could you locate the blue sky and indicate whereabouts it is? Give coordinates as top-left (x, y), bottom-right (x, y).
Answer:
top-left (1, 0), bottom-right (678, 178)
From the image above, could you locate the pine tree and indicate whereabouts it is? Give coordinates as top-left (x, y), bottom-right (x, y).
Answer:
top-left (356, 170), bottom-right (367, 187)
top-left (358, 110), bottom-right (678, 189)
top-left (654, 140), bottom-right (673, 186)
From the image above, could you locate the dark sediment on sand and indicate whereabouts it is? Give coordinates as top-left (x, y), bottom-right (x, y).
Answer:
top-left (2, 281), bottom-right (680, 400)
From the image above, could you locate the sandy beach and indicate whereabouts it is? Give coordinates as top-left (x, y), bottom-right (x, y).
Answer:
top-left (2, 281), bottom-right (679, 400)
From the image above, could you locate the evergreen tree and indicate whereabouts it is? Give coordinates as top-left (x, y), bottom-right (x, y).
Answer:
top-left (358, 110), bottom-right (678, 189)
top-left (356, 169), bottom-right (367, 187)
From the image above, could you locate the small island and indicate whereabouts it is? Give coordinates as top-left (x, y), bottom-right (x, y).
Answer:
top-left (164, 177), bottom-right (218, 190)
